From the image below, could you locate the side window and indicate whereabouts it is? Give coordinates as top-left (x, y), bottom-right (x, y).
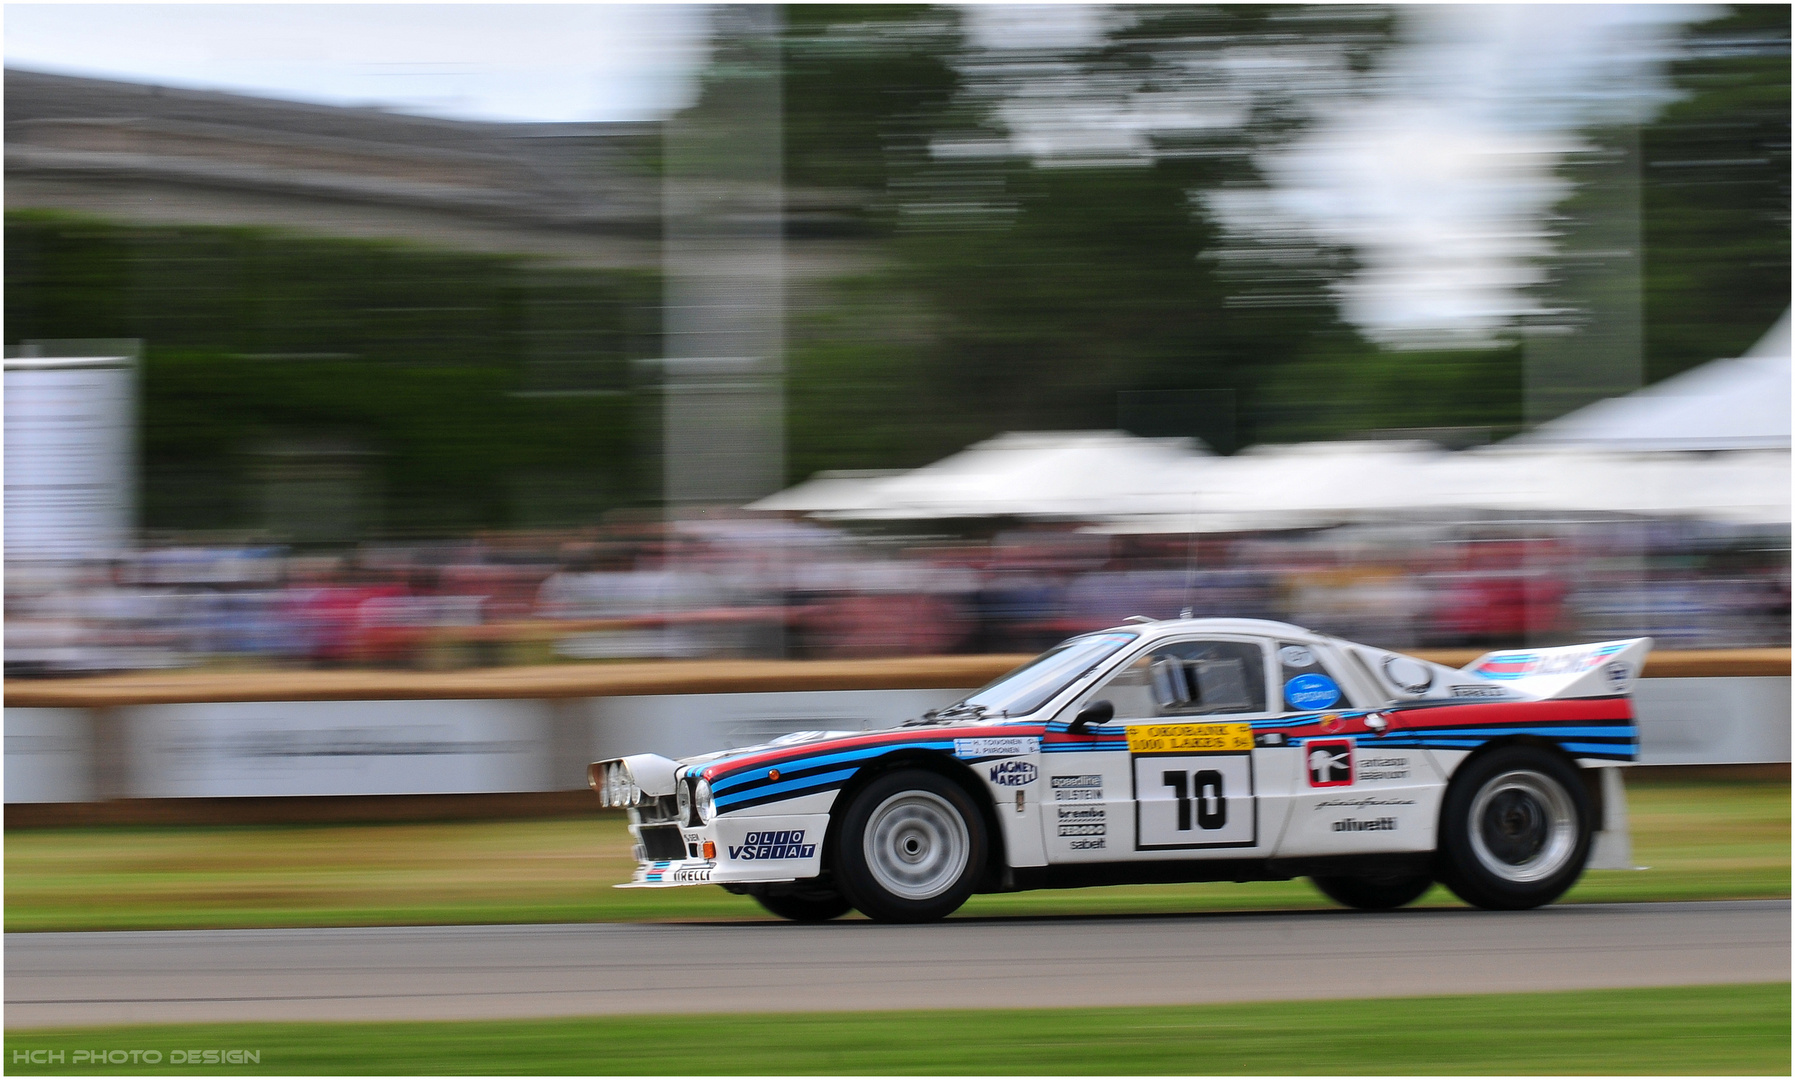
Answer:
top-left (1276, 641), bottom-right (1349, 712)
top-left (1098, 640), bottom-right (1268, 719)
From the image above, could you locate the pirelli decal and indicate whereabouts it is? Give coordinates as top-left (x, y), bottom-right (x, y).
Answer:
top-left (1125, 722), bottom-right (1254, 755)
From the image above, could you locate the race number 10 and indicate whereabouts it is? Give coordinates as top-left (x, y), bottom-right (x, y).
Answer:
top-left (1161, 768), bottom-right (1227, 830)
top-left (1133, 754), bottom-right (1254, 849)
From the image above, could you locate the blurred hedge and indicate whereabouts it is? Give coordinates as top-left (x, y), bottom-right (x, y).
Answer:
top-left (5, 212), bottom-right (660, 536)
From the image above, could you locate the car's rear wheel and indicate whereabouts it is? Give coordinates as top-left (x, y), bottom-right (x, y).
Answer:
top-left (835, 769), bottom-right (985, 923)
top-left (1436, 746), bottom-right (1591, 910)
top-left (753, 887), bottom-right (853, 922)
top-left (1310, 870), bottom-right (1434, 911)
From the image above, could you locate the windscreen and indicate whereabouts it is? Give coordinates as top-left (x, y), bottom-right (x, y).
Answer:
top-left (956, 632), bottom-right (1138, 718)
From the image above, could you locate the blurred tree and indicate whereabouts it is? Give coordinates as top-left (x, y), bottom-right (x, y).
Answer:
top-left (1520, 4), bottom-right (1788, 426)
top-left (783, 4), bottom-right (1398, 477)
top-left (780, 5), bottom-right (965, 199)
top-left (1640, 4), bottom-right (1790, 379)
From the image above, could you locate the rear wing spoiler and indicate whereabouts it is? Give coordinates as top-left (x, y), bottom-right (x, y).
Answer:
top-left (1462, 638), bottom-right (1654, 701)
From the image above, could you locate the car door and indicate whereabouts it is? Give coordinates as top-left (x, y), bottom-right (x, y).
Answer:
top-left (1269, 639), bottom-right (1443, 857)
top-left (1044, 636), bottom-right (1278, 862)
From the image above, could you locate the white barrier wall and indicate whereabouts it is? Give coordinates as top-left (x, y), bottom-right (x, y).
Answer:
top-left (587, 689), bottom-right (965, 766)
top-left (1633, 677), bottom-right (1792, 766)
top-left (3, 680), bottom-right (1785, 803)
top-left (125, 699), bottom-right (555, 798)
top-left (4, 707), bottom-right (94, 803)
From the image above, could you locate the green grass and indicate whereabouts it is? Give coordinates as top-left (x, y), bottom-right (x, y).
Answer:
top-left (3, 984), bottom-right (1788, 1074)
top-left (5, 777), bottom-right (1786, 931)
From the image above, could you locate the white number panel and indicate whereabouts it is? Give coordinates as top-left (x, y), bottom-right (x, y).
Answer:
top-left (1132, 753), bottom-right (1256, 850)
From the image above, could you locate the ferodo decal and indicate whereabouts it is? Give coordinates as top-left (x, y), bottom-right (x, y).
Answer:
top-left (1125, 722), bottom-right (1253, 755)
top-left (955, 736), bottom-right (1039, 759)
top-left (1306, 739), bottom-right (1353, 787)
top-left (988, 760), bottom-right (1038, 786)
top-left (727, 830), bottom-right (816, 861)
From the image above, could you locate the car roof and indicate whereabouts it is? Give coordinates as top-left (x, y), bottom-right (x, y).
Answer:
top-left (1094, 617), bottom-right (1339, 646)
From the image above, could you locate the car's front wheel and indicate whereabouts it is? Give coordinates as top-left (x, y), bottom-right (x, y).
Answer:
top-left (753, 887), bottom-right (854, 922)
top-left (834, 769), bottom-right (986, 923)
top-left (1310, 869), bottom-right (1434, 911)
top-left (1436, 746), bottom-right (1592, 910)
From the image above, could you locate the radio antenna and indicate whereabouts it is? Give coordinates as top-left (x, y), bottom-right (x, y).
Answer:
top-left (1180, 447), bottom-right (1199, 619)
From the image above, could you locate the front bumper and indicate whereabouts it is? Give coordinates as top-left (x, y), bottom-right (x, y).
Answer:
top-left (616, 812), bottom-right (830, 889)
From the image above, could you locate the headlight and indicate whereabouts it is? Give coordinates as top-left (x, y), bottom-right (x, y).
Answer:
top-left (593, 761), bottom-right (644, 809)
top-left (676, 776), bottom-right (692, 822)
top-left (693, 777), bottom-right (715, 824)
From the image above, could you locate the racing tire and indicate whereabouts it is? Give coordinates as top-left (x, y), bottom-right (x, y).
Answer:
top-left (1310, 870), bottom-right (1434, 911)
top-left (1436, 746), bottom-right (1592, 911)
top-left (753, 888), bottom-right (854, 923)
top-left (834, 769), bottom-right (986, 924)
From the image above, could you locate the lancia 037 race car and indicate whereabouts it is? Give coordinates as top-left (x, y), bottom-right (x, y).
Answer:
top-left (590, 618), bottom-right (1648, 923)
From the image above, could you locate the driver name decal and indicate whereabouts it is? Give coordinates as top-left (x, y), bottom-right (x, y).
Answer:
top-left (954, 736), bottom-right (1039, 759)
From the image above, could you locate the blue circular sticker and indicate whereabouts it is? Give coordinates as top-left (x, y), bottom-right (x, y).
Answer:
top-left (1285, 673), bottom-right (1341, 710)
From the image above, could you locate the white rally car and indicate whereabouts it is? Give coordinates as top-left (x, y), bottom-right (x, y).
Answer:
top-left (590, 618), bottom-right (1648, 923)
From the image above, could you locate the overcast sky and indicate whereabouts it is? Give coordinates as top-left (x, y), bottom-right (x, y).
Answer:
top-left (4, 5), bottom-right (711, 122)
top-left (5, 3), bottom-right (1714, 345)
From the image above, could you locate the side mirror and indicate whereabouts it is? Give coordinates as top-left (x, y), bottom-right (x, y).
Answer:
top-left (1070, 699), bottom-right (1114, 733)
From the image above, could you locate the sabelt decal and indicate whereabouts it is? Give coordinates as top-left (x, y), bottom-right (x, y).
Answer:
top-left (955, 736), bottom-right (1040, 759)
top-left (727, 830), bottom-right (817, 861)
top-left (1125, 723), bottom-right (1253, 755)
top-left (988, 760), bottom-right (1038, 786)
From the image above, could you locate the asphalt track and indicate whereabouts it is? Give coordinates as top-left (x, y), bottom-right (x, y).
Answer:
top-left (6, 900), bottom-right (1788, 1028)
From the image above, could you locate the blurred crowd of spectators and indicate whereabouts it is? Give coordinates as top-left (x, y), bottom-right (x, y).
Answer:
top-left (6, 517), bottom-right (1788, 677)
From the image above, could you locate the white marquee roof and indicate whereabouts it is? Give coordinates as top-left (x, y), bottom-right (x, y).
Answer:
top-left (750, 431), bottom-right (1211, 520)
top-left (751, 315), bottom-right (1793, 532)
top-left (1513, 311), bottom-right (1791, 452)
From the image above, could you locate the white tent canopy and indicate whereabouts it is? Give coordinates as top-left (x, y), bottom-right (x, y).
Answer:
top-left (1098, 446), bottom-right (1790, 533)
top-left (1512, 310), bottom-right (1791, 452)
top-left (750, 431), bottom-right (1212, 520)
top-left (751, 315), bottom-right (1792, 531)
